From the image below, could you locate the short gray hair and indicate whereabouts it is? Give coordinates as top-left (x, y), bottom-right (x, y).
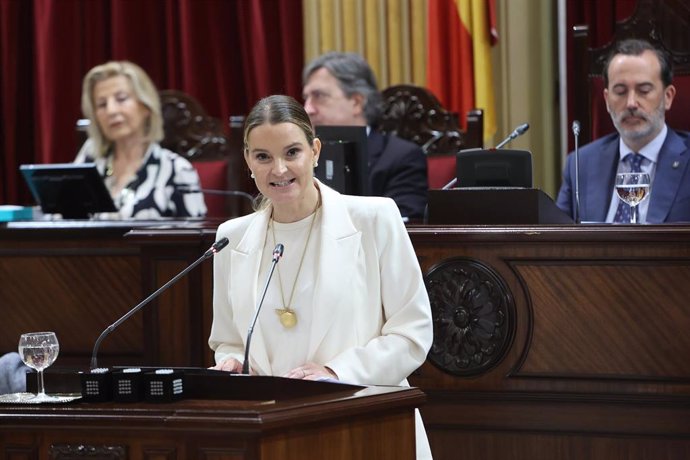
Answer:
top-left (303, 52), bottom-right (383, 126)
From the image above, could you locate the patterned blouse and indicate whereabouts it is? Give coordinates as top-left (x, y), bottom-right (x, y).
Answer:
top-left (75, 140), bottom-right (207, 219)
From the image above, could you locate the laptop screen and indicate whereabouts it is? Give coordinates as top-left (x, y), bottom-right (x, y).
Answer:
top-left (20, 163), bottom-right (117, 219)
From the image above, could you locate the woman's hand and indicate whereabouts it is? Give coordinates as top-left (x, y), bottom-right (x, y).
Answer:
top-left (210, 357), bottom-right (243, 373)
top-left (284, 362), bottom-right (338, 381)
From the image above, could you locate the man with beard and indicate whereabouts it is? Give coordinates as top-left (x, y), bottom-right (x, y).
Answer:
top-left (556, 39), bottom-right (690, 223)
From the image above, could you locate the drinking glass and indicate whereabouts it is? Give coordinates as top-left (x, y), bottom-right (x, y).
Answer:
top-left (615, 172), bottom-right (651, 224)
top-left (18, 331), bottom-right (60, 402)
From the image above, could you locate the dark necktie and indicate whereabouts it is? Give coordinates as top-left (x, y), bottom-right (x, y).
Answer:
top-left (613, 153), bottom-right (645, 223)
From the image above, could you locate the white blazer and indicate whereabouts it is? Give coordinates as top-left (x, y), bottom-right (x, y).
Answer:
top-left (208, 181), bottom-right (434, 459)
top-left (209, 180), bottom-right (432, 384)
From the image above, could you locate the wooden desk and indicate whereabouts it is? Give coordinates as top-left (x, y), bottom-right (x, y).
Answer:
top-left (4, 222), bottom-right (690, 459)
top-left (407, 224), bottom-right (690, 460)
top-left (0, 376), bottom-right (421, 459)
top-left (0, 220), bottom-right (215, 368)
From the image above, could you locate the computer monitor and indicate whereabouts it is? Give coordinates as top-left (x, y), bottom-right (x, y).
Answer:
top-left (20, 163), bottom-right (117, 219)
top-left (456, 148), bottom-right (533, 188)
top-left (314, 126), bottom-right (369, 196)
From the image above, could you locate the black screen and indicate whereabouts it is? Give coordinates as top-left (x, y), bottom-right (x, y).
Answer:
top-left (313, 126), bottom-right (369, 196)
top-left (455, 148), bottom-right (533, 188)
top-left (20, 163), bottom-right (117, 219)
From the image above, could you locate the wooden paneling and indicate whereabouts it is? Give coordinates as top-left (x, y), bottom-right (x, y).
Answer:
top-left (408, 224), bottom-right (690, 460)
top-left (0, 223), bottom-right (142, 367)
top-left (516, 262), bottom-right (690, 379)
top-left (0, 384), bottom-right (421, 460)
top-left (0, 222), bottom-right (218, 369)
top-left (429, 430), bottom-right (690, 460)
top-left (5, 221), bottom-right (690, 459)
top-left (127, 229), bottom-right (217, 368)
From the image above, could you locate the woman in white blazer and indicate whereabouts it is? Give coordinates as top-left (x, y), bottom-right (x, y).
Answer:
top-left (208, 95), bottom-right (433, 459)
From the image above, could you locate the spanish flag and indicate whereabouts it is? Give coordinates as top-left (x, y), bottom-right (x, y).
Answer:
top-left (427, 0), bottom-right (498, 141)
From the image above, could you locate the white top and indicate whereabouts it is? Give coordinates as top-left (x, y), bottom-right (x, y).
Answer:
top-left (259, 211), bottom-right (321, 376)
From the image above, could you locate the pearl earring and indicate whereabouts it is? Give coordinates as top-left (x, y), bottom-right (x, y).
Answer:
top-left (313, 161), bottom-right (318, 168)
top-left (250, 172), bottom-right (255, 179)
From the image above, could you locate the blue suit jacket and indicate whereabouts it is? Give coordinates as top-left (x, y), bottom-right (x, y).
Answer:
top-left (367, 129), bottom-right (428, 220)
top-left (556, 129), bottom-right (690, 223)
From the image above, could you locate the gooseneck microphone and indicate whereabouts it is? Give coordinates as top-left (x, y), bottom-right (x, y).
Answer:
top-left (90, 237), bottom-right (230, 370)
top-left (495, 122), bottom-right (530, 149)
top-left (242, 243), bottom-right (284, 375)
top-left (442, 122), bottom-right (530, 189)
top-left (572, 120), bottom-right (581, 223)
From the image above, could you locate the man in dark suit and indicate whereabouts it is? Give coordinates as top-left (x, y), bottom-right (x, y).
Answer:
top-left (557, 39), bottom-right (690, 223)
top-left (302, 52), bottom-right (428, 220)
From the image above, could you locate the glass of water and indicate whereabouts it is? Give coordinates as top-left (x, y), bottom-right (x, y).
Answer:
top-left (615, 172), bottom-right (651, 224)
top-left (18, 331), bottom-right (60, 402)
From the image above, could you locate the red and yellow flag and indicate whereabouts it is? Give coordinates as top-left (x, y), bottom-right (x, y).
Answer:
top-left (427, 0), bottom-right (497, 141)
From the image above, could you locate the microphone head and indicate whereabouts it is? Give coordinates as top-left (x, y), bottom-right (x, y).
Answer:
top-left (572, 120), bottom-right (581, 136)
top-left (516, 123), bottom-right (530, 135)
top-left (272, 243), bottom-right (284, 262)
top-left (213, 237), bottom-right (230, 252)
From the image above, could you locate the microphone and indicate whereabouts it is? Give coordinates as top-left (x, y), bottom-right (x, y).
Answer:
top-left (495, 122), bottom-right (530, 149)
top-left (90, 237), bottom-right (230, 370)
top-left (572, 120), bottom-right (581, 223)
top-left (242, 243), bottom-right (284, 375)
top-left (442, 122), bottom-right (530, 189)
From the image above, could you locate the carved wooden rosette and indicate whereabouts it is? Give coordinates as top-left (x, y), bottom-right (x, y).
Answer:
top-left (425, 258), bottom-right (515, 377)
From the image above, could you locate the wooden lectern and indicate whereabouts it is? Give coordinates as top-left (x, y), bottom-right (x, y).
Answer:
top-left (0, 370), bottom-right (423, 459)
top-left (427, 188), bottom-right (573, 225)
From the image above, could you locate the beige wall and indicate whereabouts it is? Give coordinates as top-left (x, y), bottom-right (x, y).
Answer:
top-left (494, 0), bottom-right (561, 198)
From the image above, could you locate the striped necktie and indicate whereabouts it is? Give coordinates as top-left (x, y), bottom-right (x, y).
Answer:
top-left (613, 153), bottom-right (645, 223)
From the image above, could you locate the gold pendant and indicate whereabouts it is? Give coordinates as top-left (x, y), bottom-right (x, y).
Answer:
top-left (275, 308), bottom-right (297, 328)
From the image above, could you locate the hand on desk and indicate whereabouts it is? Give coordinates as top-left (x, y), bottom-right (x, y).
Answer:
top-left (210, 357), bottom-right (244, 373)
top-left (210, 358), bottom-right (338, 380)
top-left (284, 362), bottom-right (338, 381)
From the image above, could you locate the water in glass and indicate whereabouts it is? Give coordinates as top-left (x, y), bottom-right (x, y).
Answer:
top-left (18, 331), bottom-right (60, 402)
top-left (615, 173), bottom-right (651, 224)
